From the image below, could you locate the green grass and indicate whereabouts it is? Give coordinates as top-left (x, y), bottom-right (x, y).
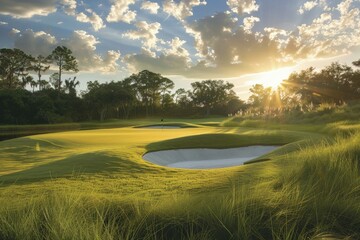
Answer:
top-left (0, 116), bottom-right (359, 239)
top-left (0, 117), bottom-right (226, 141)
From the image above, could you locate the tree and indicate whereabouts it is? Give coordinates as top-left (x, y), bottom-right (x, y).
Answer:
top-left (248, 84), bottom-right (272, 111)
top-left (83, 81), bottom-right (136, 121)
top-left (38, 79), bottom-right (51, 90)
top-left (30, 79), bottom-right (38, 92)
top-left (49, 46), bottom-right (78, 91)
top-left (161, 93), bottom-right (175, 112)
top-left (0, 89), bottom-right (32, 124)
top-left (64, 77), bottom-right (80, 96)
top-left (124, 70), bottom-right (174, 116)
top-left (226, 97), bottom-right (247, 115)
top-left (21, 75), bottom-right (34, 89)
top-left (353, 59), bottom-right (360, 67)
top-left (31, 55), bottom-right (50, 88)
top-left (175, 88), bottom-right (191, 107)
top-left (0, 48), bottom-right (33, 89)
top-left (283, 63), bottom-right (359, 105)
top-left (189, 80), bottom-right (235, 115)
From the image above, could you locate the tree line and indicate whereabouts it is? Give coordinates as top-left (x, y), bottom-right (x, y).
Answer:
top-left (0, 47), bottom-right (245, 124)
top-left (1, 46), bottom-right (359, 124)
top-left (246, 60), bottom-right (360, 117)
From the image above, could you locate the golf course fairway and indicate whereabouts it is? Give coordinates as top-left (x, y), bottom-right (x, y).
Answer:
top-left (0, 120), bottom-right (359, 239)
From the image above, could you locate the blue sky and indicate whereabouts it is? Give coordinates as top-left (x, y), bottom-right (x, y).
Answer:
top-left (0, 0), bottom-right (359, 99)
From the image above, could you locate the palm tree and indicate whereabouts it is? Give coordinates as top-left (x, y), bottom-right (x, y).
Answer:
top-left (38, 79), bottom-right (50, 90)
top-left (30, 79), bottom-right (38, 92)
top-left (64, 77), bottom-right (80, 96)
top-left (21, 75), bottom-right (33, 89)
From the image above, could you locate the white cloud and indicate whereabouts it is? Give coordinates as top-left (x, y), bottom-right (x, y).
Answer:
top-left (124, 37), bottom-right (192, 75)
top-left (164, 37), bottom-right (190, 59)
top-left (63, 30), bottom-right (121, 72)
top-left (163, 0), bottom-right (207, 22)
top-left (61, 0), bottom-right (77, 16)
top-left (124, 52), bottom-right (190, 75)
top-left (76, 10), bottom-right (105, 31)
top-left (227, 0), bottom-right (259, 15)
top-left (187, 13), bottom-right (283, 76)
top-left (0, 0), bottom-right (76, 18)
top-left (0, 21), bottom-right (8, 25)
top-left (292, 0), bottom-right (360, 59)
top-left (0, 0), bottom-right (58, 18)
top-left (106, 0), bottom-right (137, 23)
top-left (298, 0), bottom-right (318, 14)
top-left (141, 1), bottom-right (160, 14)
top-left (57, 21), bottom-right (63, 25)
top-left (125, 12), bottom-right (285, 78)
top-left (337, 0), bottom-right (353, 15)
top-left (14, 29), bottom-right (57, 56)
top-left (124, 1), bottom-right (360, 79)
top-left (101, 50), bottom-right (122, 72)
top-left (10, 28), bottom-right (21, 35)
top-left (243, 16), bottom-right (260, 32)
top-left (319, 0), bottom-right (331, 11)
top-left (123, 21), bottom-right (162, 54)
top-left (13, 29), bottom-right (121, 73)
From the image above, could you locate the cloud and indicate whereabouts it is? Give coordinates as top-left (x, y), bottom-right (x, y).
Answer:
top-left (123, 21), bottom-right (162, 55)
top-left (0, 0), bottom-right (77, 18)
top-left (0, 21), bottom-right (8, 25)
top-left (293, 0), bottom-right (360, 59)
top-left (14, 29), bottom-right (57, 55)
top-left (337, 0), bottom-right (353, 15)
top-left (298, 0), bottom-right (318, 14)
top-left (0, 0), bottom-right (58, 18)
top-left (124, 2), bottom-right (360, 79)
top-left (10, 28), bottom-right (21, 35)
top-left (13, 29), bottom-right (121, 73)
top-left (125, 13), bottom-right (285, 78)
top-left (124, 37), bottom-right (192, 75)
top-left (243, 16), bottom-right (260, 32)
top-left (76, 10), bottom-right (105, 31)
top-left (61, 0), bottom-right (77, 16)
top-left (141, 1), bottom-right (160, 14)
top-left (227, 0), bottom-right (259, 15)
top-left (264, 27), bottom-right (289, 40)
top-left (125, 53), bottom-right (190, 75)
top-left (63, 30), bottom-right (121, 72)
top-left (106, 0), bottom-right (137, 23)
top-left (187, 13), bottom-right (285, 76)
top-left (163, 0), bottom-right (207, 22)
top-left (164, 37), bottom-right (191, 59)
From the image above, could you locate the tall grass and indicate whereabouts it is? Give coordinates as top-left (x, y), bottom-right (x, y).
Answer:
top-left (1, 133), bottom-right (359, 239)
top-left (222, 102), bottom-right (360, 133)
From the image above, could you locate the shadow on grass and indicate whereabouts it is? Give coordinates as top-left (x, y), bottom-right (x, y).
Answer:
top-left (0, 151), bottom-right (159, 186)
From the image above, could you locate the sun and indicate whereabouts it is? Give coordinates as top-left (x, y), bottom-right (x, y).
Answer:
top-left (258, 67), bottom-right (294, 89)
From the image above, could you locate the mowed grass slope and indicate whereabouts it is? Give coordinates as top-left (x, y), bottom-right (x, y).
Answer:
top-left (0, 119), bottom-right (359, 239)
top-left (0, 117), bottom-right (225, 141)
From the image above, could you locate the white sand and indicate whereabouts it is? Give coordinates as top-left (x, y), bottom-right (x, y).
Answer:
top-left (139, 125), bottom-right (181, 129)
top-left (143, 146), bottom-right (279, 169)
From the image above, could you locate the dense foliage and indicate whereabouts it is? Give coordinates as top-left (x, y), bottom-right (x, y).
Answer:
top-left (0, 46), bottom-right (359, 124)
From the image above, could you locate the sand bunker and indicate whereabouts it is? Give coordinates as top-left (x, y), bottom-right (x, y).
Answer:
top-left (143, 146), bottom-right (279, 169)
top-left (138, 125), bottom-right (181, 129)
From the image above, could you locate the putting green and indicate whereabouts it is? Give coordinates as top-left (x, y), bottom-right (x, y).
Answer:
top-left (0, 125), bottom-right (322, 201)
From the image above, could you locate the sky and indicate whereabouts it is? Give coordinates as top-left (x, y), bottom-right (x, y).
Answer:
top-left (0, 0), bottom-right (359, 99)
